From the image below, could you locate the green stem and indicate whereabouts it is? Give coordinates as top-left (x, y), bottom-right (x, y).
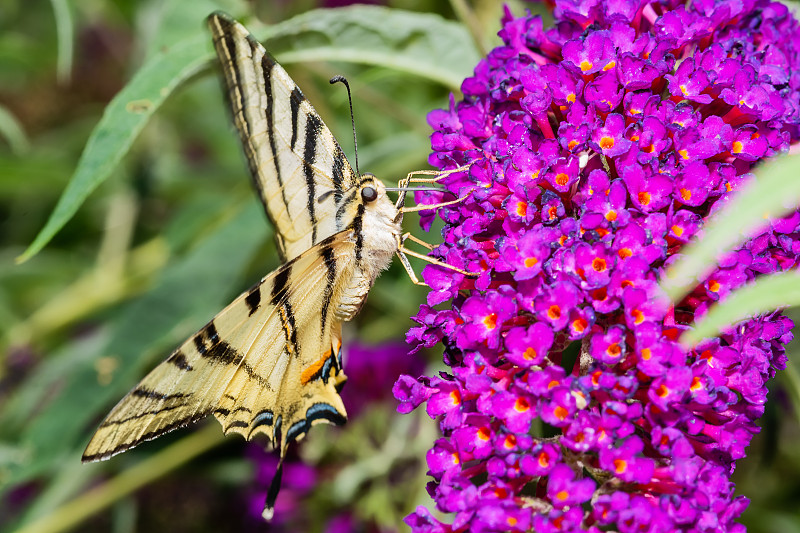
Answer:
top-left (783, 359), bottom-right (800, 427)
top-left (448, 0), bottom-right (489, 57)
top-left (14, 424), bottom-right (224, 533)
top-left (48, 0), bottom-right (74, 85)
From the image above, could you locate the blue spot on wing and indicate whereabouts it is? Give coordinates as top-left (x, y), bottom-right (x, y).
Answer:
top-left (286, 420), bottom-right (307, 443)
top-left (306, 403), bottom-right (346, 426)
top-left (252, 410), bottom-right (274, 429)
top-left (285, 403), bottom-right (346, 443)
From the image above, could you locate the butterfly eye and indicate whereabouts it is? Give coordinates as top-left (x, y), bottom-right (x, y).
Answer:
top-left (361, 186), bottom-right (378, 203)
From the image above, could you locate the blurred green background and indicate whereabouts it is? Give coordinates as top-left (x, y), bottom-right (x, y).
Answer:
top-left (2, 0), bottom-right (800, 532)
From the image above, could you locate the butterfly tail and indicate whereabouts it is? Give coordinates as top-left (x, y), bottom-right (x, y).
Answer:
top-left (262, 456), bottom-right (285, 521)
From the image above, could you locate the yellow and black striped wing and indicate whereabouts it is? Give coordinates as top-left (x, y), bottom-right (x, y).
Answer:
top-left (82, 230), bottom-right (358, 462)
top-left (208, 12), bottom-right (359, 262)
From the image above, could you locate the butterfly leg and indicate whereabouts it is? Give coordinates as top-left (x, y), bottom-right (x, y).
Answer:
top-left (400, 189), bottom-right (474, 213)
top-left (396, 233), bottom-right (478, 286)
top-left (402, 232), bottom-right (434, 250)
top-left (396, 249), bottom-right (427, 286)
top-left (393, 164), bottom-right (472, 210)
top-left (404, 164), bottom-right (472, 184)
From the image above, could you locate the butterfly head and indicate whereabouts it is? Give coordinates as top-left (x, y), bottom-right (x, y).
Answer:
top-left (348, 173), bottom-right (402, 255)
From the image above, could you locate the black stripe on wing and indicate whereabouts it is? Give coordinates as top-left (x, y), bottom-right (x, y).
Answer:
top-left (303, 114), bottom-right (321, 244)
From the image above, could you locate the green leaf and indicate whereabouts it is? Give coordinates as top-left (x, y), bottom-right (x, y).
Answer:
top-left (0, 103), bottom-right (30, 154)
top-left (19, 6), bottom-right (478, 262)
top-left (141, 0), bottom-right (237, 60)
top-left (660, 153), bottom-right (800, 304)
top-left (265, 5), bottom-right (480, 89)
top-left (681, 271), bottom-right (800, 347)
top-left (17, 34), bottom-right (212, 263)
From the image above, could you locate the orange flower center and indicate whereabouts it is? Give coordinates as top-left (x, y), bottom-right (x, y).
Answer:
top-left (504, 434), bottom-right (517, 449)
top-left (600, 136), bottom-right (615, 150)
top-left (450, 389), bottom-right (462, 405)
top-left (592, 257), bottom-right (608, 272)
top-left (538, 451), bottom-right (550, 468)
top-left (606, 343), bottom-right (622, 358)
top-left (514, 397), bottom-right (530, 412)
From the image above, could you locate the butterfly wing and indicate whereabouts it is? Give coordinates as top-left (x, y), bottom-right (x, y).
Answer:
top-left (82, 230), bottom-right (358, 462)
top-left (208, 12), bottom-right (359, 262)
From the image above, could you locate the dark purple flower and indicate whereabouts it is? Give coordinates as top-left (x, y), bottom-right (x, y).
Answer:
top-left (342, 340), bottom-right (425, 416)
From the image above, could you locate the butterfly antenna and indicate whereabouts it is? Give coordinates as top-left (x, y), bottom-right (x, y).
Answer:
top-left (330, 75), bottom-right (359, 176)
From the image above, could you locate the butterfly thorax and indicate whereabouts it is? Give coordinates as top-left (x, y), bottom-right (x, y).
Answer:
top-left (334, 175), bottom-right (401, 321)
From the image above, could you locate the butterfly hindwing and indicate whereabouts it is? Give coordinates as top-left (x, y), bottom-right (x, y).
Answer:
top-left (82, 231), bottom-right (357, 462)
top-left (208, 12), bottom-right (359, 261)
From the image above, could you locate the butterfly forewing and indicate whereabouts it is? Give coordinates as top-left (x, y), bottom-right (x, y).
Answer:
top-left (82, 231), bottom-right (357, 462)
top-left (208, 12), bottom-right (359, 262)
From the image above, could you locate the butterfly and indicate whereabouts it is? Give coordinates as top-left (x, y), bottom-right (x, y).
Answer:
top-left (82, 10), bottom-right (470, 520)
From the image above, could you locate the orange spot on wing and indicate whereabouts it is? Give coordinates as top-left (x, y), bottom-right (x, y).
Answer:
top-left (301, 350), bottom-right (332, 385)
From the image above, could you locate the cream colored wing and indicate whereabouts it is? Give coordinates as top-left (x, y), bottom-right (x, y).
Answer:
top-left (82, 230), bottom-right (358, 463)
top-left (208, 11), bottom-right (359, 261)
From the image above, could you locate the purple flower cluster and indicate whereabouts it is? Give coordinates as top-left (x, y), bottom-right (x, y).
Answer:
top-left (395, 1), bottom-right (800, 531)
